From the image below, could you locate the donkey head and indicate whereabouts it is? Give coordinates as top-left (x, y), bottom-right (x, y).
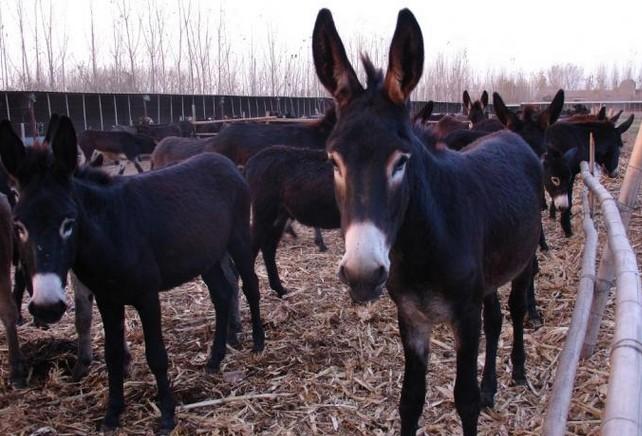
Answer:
top-left (313, 9), bottom-right (423, 303)
top-left (0, 116), bottom-right (79, 323)
top-left (463, 90), bottom-right (489, 124)
top-left (494, 89), bottom-right (564, 156)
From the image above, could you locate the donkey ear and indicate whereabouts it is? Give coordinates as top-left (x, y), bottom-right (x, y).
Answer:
top-left (383, 9), bottom-right (424, 105)
top-left (50, 116), bottom-right (78, 176)
top-left (462, 90), bottom-right (471, 114)
top-left (44, 113), bottom-right (61, 145)
top-left (609, 109), bottom-right (623, 124)
top-left (0, 119), bottom-right (26, 179)
top-left (597, 106), bottom-right (606, 120)
top-left (616, 114), bottom-right (634, 134)
top-left (413, 101), bottom-right (433, 124)
top-left (540, 89), bottom-right (564, 127)
top-left (481, 91), bottom-right (489, 108)
top-left (493, 92), bottom-right (519, 129)
top-left (312, 9), bottom-right (363, 109)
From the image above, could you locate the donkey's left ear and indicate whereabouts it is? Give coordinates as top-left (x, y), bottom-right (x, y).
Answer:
top-left (384, 9), bottom-right (424, 105)
top-left (0, 119), bottom-right (26, 180)
top-left (50, 116), bottom-right (78, 176)
top-left (616, 114), bottom-right (634, 135)
top-left (44, 113), bottom-right (61, 145)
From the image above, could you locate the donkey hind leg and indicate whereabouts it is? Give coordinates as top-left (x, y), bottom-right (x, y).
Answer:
top-left (221, 253), bottom-right (242, 346)
top-left (0, 275), bottom-right (26, 387)
top-left (70, 272), bottom-right (94, 381)
top-left (261, 214), bottom-right (290, 297)
top-left (313, 227), bottom-right (328, 252)
top-left (135, 294), bottom-right (176, 433)
top-left (525, 257), bottom-right (543, 329)
top-left (228, 227), bottom-right (265, 353)
top-left (453, 302), bottom-right (482, 436)
top-left (96, 300), bottom-right (126, 431)
top-left (480, 292), bottom-right (501, 408)
top-left (538, 220), bottom-right (549, 251)
top-left (283, 219), bottom-right (298, 239)
top-left (202, 262), bottom-right (234, 373)
top-left (397, 302), bottom-right (432, 436)
top-left (509, 260), bottom-right (534, 385)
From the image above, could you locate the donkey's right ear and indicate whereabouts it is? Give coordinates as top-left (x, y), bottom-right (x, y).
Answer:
top-left (493, 92), bottom-right (519, 129)
top-left (44, 113), bottom-right (61, 145)
top-left (0, 119), bottom-right (26, 179)
top-left (312, 9), bottom-right (363, 109)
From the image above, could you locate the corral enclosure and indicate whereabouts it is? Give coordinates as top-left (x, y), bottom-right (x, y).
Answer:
top-left (0, 128), bottom-right (639, 434)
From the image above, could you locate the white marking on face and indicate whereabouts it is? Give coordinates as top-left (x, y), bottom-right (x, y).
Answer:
top-left (59, 218), bottom-right (75, 239)
top-left (31, 273), bottom-right (66, 306)
top-left (340, 222), bottom-right (390, 280)
top-left (14, 221), bottom-right (29, 243)
top-left (553, 195), bottom-right (569, 210)
top-left (551, 176), bottom-right (560, 187)
top-left (387, 151), bottom-right (411, 187)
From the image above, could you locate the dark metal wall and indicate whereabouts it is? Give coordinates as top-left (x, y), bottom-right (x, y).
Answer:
top-left (1, 91), bottom-right (463, 134)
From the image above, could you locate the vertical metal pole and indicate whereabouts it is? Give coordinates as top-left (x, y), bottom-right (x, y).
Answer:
top-left (82, 94), bottom-right (87, 130)
top-left (127, 95), bottom-right (132, 126)
top-left (114, 95), bottom-right (119, 126)
top-left (65, 94), bottom-right (70, 117)
top-left (98, 94), bottom-right (104, 130)
top-left (5, 92), bottom-right (11, 120)
top-left (46, 93), bottom-right (52, 118)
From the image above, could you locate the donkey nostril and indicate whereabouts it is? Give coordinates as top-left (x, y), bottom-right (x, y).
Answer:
top-left (374, 265), bottom-right (388, 285)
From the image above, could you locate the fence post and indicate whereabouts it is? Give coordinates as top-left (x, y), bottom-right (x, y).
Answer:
top-left (583, 122), bottom-right (642, 357)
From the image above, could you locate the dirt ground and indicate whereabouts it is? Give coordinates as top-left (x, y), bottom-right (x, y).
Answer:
top-left (0, 130), bottom-right (640, 435)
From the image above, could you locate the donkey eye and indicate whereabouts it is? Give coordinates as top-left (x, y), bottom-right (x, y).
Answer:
top-left (14, 221), bottom-right (28, 242)
top-left (551, 176), bottom-right (560, 186)
top-left (393, 155), bottom-right (409, 174)
top-left (60, 218), bottom-right (75, 239)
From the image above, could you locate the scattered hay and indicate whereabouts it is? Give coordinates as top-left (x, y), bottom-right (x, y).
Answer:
top-left (0, 133), bottom-right (639, 435)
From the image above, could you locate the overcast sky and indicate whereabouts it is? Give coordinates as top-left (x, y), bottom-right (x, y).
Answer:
top-left (3, 0), bottom-right (641, 74)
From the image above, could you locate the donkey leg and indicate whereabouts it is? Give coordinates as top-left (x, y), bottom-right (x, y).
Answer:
top-left (561, 183), bottom-right (574, 237)
top-left (509, 262), bottom-right (533, 385)
top-left (70, 273), bottom-right (94, 381)
top-left (261, 215), bottom-right (289, 297)
top-left (525, 257), bottom-right (543, 329)
top-left (135, 294), bottom-right (176, 433)
top-left (0, 275), bottom-right (26, 388)
top-left (228, 230), bottom-right (265, 353)
top-left (538, 220), bottom-right (549, 251)
top-left (221, 253), bottom-right (242, 347)
top-left (396, 303), bottom-right (431, 436)
top-left (480, 292), bottom-right (501, 408)
top-left (13, 264), bottom-right (27, 325)
top-left (96, 300), bottom-right (126, 431)
top-left (131, 156), bottom-right (144, 174)
top-left (452, 303), bottom-right (482, 436)
top-left (549, 202), bottom-right (556, 219)
top-left (202, 263), bottom-right (233, 373)
top-left (313, 227), bottom-right (328, 252)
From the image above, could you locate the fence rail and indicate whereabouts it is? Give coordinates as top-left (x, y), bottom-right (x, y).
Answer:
top-left (543, 125), bottom-right (642, 435)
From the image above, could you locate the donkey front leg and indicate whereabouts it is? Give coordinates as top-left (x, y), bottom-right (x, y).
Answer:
top-left (396, 301), bottom-right (432, 436)
top-left (135, 294), bottom-right (176, 433)
top-left (70, 273), bottom-right (94, 381)
top-left (313, 227), bottom-right (328, 252)
top-left (0, 274), bottom-right (26, 387)
top-left (453, 303), bottom-right (482, 436)
top-left (96, 300), bottom-right (127, 431)
top-left (480, 292), bottom-right (501, 408)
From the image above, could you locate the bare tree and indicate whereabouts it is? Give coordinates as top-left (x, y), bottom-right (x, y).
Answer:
top-left (89, 0), bottom-right (99, 88)
top-left (16, 1), bottom-right (31, 88)
top-left (119, 0), bottom-right (141, 90)
top-left (40, 0), bottom-right (55, 89)
top-left (0, 6), bottom-right (10, 89)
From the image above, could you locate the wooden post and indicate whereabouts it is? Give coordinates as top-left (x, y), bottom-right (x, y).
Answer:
top-left (581, 161), bottom-right (642, 435)
top-left (542, 189), bottom-right (598, 436)
top-left (589, 132), bottom-right (595, 214)
top-left (583, 122), bottom-right (642, 357)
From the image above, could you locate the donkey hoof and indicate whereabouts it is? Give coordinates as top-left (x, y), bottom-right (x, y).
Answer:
top-left (539, 242), bottom-right (549, 252)
top-left (158, 417), bottom-right (176, 435)
top-left (10, 375), bottom-right (27, 389)
top-left (16, 315), bottom-right (25, 326)
top-left (101, 416), bottom-right (120, 433)
top-left (252, 332), bottom-right (265, 353)
top-left (480, 391), bottom-right (495, 409)
top-left (512, 373), bottom-right (528, 386)
top-left (317, 244), bottom-right (328, 253)
top-left (72, 362), bottom-right (90, 381)
top-left (227, 332), bottom-right (241, 347)
top-left (525, 315), bottom-right (543, 330)
top-left (274, 287), bottom-right (288, 298)
top-left (205, 362), bottom-right (220, 374)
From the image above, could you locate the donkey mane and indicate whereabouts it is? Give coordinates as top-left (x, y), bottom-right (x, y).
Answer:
top-left (360, 54), bottom-right (384, 93)
top-left (75, 166), bottom-right (114, 186)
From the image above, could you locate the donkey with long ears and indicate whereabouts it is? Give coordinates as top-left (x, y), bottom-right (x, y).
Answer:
top-left (0, 115), bottom-right (264, 432)
top-left (313, 9), bottom-right (542, 435)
